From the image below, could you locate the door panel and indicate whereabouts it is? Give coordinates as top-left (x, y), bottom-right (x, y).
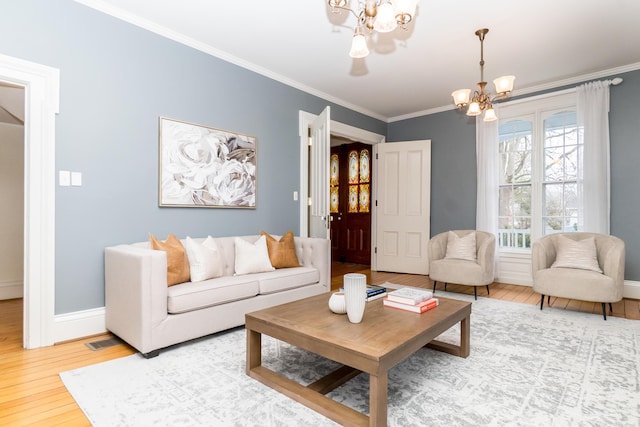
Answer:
top-left (375, 140), bottom-right (431, 274)
top-left (309, 107), bottom-right (330, 239)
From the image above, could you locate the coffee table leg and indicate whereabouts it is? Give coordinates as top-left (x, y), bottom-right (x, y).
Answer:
top-left (369, 371), bottom-right (388, 427)
top-left (460, 314), bottom-right (470, 358)
top-left (246, 328), bottom-right (262, 373)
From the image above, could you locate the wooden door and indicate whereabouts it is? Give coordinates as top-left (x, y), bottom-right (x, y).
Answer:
top-left (375, 140), bottom-right (431, 274)
top-left (330, 142), bottom-right (371, 265)
top-left (309, 107), bottom-right (330, 239)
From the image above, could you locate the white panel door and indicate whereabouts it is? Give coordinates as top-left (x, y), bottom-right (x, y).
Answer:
top-left (309, 106), bottom-right (330, 239)
top-left (375, 140), bottom-right (431, 274)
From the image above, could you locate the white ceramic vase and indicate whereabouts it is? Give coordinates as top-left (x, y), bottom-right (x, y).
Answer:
top-left (328, 292), bottom-right (347, 314)
top-left (343, 273), bottom-right (367, 323)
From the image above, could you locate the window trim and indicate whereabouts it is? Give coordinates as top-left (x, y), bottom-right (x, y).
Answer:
top-left (497, 92), bottom-right (577, 253)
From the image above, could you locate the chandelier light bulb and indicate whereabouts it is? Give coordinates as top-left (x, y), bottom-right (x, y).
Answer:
top-left (373, 1), bottom-right (397, 33)
top-left (494, 75), bottom-right (515, 95)
top-left (349, 29), bottom-right (370, 58)
top-left (483, 106), bottom-right (497, 122)
top-left (466, 101), bottom-right (481, 116)
top-left (451, 89), bottom-right (471, 107)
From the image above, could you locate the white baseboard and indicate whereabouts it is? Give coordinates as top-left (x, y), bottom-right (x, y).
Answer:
top-left (54, 307), bottom-right (106, 343)
top-left (623, 280), bottom-right (640, 300)
top-left (0, 280), bottom-right (23, 299)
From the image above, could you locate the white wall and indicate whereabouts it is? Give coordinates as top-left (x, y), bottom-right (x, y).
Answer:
top-left (0, 122), bottom-right (24, 299)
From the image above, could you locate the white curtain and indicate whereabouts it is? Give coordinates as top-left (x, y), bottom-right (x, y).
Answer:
top-left (476, 114), bottom-right (499, 236)
top-left (577, 81), bottom-right (611, 234)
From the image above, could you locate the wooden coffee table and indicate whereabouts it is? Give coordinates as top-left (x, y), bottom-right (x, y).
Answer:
top-left (245, 292), bottom-right (471, 427)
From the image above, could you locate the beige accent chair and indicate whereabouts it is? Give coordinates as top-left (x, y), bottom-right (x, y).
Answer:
top-left (428, 230), bottom-right (496, 300)
top-left (532, 232), bottom-right (625, 320)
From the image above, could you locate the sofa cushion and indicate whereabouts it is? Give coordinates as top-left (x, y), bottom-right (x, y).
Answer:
top-left (167, 276), bottom-right (260, 314)
top-left (261, 230), bottom-right (301, 268)
top-left (149, 233), bottom-right (190, 286)
top-left (234, 236), bottom-right (275, 275)
top-left (445, 231), bottom-right (477, 261)
top-left (256, 267), bottom-right (320, 294)
top-left (184, 236), bottom-right (222, 282)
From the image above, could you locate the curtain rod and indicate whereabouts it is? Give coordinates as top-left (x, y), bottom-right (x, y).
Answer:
top-left (498, 77), bottom-right (624, 108)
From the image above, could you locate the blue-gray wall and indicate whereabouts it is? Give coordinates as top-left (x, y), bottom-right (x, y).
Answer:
top-left (389, 70), bottom-right (640, 281)
top-left (1, 1), bottom-right (638, 316)
top-left (0, 0), bottom-right (385, 314)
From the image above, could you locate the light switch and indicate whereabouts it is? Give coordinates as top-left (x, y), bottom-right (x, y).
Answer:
top-left (293, 191), bottom-right (298, 201)
top-left (71, 172), bottom-right (82, 186)
top-left (59, 170), bottom-right (70, 187)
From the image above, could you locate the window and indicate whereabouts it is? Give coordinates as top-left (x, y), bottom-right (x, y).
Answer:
top-left (498, 93), bottom-right (580, 250)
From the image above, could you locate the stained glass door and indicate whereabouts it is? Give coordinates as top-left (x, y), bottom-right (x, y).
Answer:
top-left (330, 142), bottom-right (372, 264)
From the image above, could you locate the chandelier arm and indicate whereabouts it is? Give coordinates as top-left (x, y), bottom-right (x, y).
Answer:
top-left (330, 4), bottom-right (362, 21)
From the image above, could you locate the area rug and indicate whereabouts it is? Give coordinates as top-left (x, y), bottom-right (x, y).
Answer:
top-left (60, 293), bottom-right (640, 426)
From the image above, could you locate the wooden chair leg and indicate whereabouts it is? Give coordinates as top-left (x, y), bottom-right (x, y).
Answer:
top-left (609, 302), bottom-right (613, 313)
top-left (601, 302), bottom-right (607, 320)
top-left (433, 281), bottom-right (437, 293)
top-left (539, 294), bottom-right (545, 310)
top-left (473, 286), bottom-right (478, 300)
top-left (444, 282), bottom-right (447, 291)
top-left (485, 285), bottom-right (490, 295)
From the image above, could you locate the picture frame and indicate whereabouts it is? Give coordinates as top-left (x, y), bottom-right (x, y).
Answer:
top-left (158, 117), bottom-right (257, 208)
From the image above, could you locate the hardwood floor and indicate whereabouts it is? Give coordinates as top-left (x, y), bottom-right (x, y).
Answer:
top-left (1, 264), bottom-right (639, 425)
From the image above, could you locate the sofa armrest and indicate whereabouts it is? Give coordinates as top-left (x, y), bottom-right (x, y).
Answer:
top-left (104, 245), bottom-right (169, 353)
top-left (294, 236), bottom-right (331, 292)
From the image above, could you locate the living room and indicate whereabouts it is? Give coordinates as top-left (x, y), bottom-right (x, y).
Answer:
top-left (1, 0), bottom-right (640, 425)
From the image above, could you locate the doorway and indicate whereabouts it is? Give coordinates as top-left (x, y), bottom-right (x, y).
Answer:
top-left (0, 54), bottom-right (59, 349)
top-left (329, 140), bottom-right (371, 265)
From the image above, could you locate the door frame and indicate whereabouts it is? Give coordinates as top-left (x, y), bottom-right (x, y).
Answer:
top-left (298, 110), bottom-right (385, 268)
top-left (0, 54), bottom-right (59, 349)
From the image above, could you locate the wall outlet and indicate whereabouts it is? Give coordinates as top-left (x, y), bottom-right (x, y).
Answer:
top-left (71, 172), bottom-right (82, 186)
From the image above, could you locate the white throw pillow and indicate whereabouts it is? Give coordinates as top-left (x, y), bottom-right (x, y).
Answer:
top-left (444, 231), bottom-right (477, 261)
top-left (551, 235), bottom-right (602, 273)
top-left (184, 236), bottom-right (223, 282)
top-left (234, 236), bottom-right (275, 275)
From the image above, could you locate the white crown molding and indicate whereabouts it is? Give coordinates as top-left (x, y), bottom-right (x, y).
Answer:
top-left (73, 0), bottom-right (387, 122)
top-left (388, 62), bottom-right (640, 123)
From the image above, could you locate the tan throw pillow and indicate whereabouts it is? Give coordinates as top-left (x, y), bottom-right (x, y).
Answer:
top-left (551, 235), bottom-right (603, 273)
top-left (149, 233), bottom-right (191, 286)
top-left (261, 230), bottom-right (301, 268)
top-left (444, 231), bottom-right (477, 261)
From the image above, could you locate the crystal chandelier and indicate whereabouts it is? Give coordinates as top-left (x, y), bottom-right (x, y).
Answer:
top-left (328, 0), bottom-right (419, 58)
top-left (451, 28), bottom-right (515, 122)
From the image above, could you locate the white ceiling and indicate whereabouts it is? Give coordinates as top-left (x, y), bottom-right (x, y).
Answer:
top-left (74, 1), bottom-right (640, 121)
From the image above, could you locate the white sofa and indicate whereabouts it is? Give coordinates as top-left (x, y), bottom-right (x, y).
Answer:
top-left (105, 235), bottom-right (330, 357)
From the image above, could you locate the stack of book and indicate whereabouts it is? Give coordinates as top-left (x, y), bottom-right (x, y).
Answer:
top-left (383, 287), bottom-right (439, 313)
top-left (338, 284), bottom-right (387, 302)
top-left (365, 284), bottom-right (387, 302)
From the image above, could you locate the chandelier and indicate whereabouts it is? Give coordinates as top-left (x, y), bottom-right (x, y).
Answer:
top-left (328, 0), bottom-right (419, 58)
top-left (451, 28), bottom-right (515, 122)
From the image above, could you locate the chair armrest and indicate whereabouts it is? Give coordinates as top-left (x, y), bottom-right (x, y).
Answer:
top-left (532, 238), bottom-right (556, 273)
top-left (601, 238), bottom-right (625, 287)
top-left (476, 234), bottom-right (496, 279)
top-left (428, 232), bottom-right (449, 263)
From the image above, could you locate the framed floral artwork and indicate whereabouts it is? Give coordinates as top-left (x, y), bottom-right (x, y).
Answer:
top-left (158, 117), bottom-right (257, 208)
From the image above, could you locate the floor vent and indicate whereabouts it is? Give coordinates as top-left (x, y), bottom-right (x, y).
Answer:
top-left (86, 337), bottom-right (123, 351)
